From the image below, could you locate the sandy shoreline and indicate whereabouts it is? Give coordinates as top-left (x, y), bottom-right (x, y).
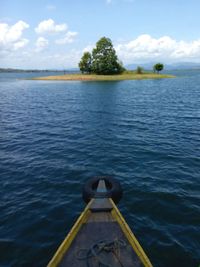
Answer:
top-left (32, 73), bottom-right (175, 81)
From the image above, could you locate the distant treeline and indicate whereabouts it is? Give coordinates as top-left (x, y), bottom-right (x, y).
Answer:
top-left (0, 68), bottom-right (79, 73)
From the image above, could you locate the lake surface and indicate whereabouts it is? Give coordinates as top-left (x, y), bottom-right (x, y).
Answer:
top-left (0, 70), bottom-right (199, 267)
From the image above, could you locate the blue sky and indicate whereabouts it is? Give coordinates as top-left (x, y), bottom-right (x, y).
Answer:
top-left (1, 0), bottom-right (200, 69)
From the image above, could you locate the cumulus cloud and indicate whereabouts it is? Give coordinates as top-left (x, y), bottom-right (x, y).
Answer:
top-left (13, 39), bottom-right (29, 50)
top-left (55, 31), bottom-right (78, 44)
top-left (35, 37), bottom-right (49, 52)
top-left (115, 34), bottom-right (200, 63)
top-left (35, 19), bottom-right (67, 34)
top-left (0, 20), bottom-right (29, 51)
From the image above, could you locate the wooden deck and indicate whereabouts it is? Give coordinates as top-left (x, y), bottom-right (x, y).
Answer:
top-left (48, 180), bottom-right (153, 267)
top-left (59, 220), bottom-right (143, 267)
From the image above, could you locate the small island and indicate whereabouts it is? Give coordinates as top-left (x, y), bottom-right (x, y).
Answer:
top-left (33, 72), bottom-right (174, 81)
top-left (33, 37), bottom-right (175, 81)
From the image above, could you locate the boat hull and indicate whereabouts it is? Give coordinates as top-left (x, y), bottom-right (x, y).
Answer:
top-left (48, 196), bottom-right (153, 267)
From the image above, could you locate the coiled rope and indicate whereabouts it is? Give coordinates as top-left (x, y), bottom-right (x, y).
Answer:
top-left (76, 238), bottom-right (126, 267)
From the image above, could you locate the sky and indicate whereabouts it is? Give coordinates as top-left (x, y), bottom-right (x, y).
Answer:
top-left (1, 0), bottom-right (200, 69)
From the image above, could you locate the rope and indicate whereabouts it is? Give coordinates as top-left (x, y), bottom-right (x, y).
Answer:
top-left (76, 238), bottom-right (126, 267)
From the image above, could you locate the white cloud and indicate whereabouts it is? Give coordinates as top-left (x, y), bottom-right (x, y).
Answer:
top-left (35, 19), bottom-right (67, 34)
top-left (55, 31), bottom-right (78, 44)
top-left (35, 37), bottom-right (49, 52)
top-left (3, 29), bottom-right (200, 69)
top-left (13, 39), bottom-right (29, 50)
top-left (0, 20), bottom-right (29, 51)
top-left (115, 34), bottom-right (200, 63)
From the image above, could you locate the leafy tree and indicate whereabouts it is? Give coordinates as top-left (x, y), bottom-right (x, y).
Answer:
top-left (79, 52), bottom-right (92, 73)
top-left (92, 37), bottom-right (123, 75)
top-left (136, 66), bottom-right (143, 74)
top-left (153, 63), bottom-right (164, 74)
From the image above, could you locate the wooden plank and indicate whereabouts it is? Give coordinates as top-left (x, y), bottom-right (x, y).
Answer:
top-left (89, 180), bottom-right (113, 212)
top-left (96, 179), bottom-right (107, 192)
top-left (89, 198), bottom-right (113, 212)
top-left (88, 212), bottom-right (114, 222)
top-left (59, 221), bottom-right (144, 267)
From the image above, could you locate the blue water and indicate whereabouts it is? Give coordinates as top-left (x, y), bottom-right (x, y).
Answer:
top-left (0, 71), bottom-right (199, 267)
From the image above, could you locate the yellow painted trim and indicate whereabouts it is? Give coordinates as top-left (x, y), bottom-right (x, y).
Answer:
top-left (47, 201), bottom-right (92, 267)
top-left (110, 199), bottom-right (153, 267)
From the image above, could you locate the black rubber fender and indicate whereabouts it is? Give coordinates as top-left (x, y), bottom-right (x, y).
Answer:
top-left (82, 176), bottom-right (123, 204)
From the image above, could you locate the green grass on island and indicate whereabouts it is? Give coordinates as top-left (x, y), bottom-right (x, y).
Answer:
top-left (33, 71), bottom-right (175, 81)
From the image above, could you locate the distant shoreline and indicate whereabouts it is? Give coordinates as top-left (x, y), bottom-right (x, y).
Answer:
top-left (0, 68), bottom-right (78, 73)
top-left (31, 72), bottom-right (175, 81)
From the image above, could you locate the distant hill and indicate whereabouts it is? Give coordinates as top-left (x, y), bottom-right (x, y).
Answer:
top-left (0, 68), bottom-right (58, 73)
top-left (166, 62), bottom-right (200, 70)
top-left (0, 68), bottom-right (80, 73)
top-left (126, 62), bottom-right (200, 71)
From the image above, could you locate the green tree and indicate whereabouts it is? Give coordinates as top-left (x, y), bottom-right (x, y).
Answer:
top-left (136, 66), bottom-right (143, 74)
top-left (92, 37), bottom-right (123, 75)
top-left (153, 63), bottom-right (164, 74)
top-left (79, 52), bottom-right (92, 73)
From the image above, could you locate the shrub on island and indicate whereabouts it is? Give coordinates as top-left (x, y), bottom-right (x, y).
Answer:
top-left (153, 63), bottom-right (164, 74)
